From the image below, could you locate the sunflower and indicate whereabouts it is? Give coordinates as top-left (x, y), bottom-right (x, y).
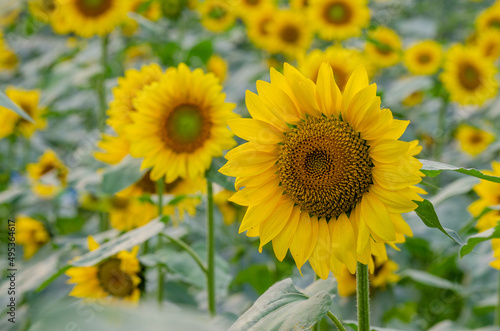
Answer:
top-left (126, 63), bottom-right (237, 182)
top-left (267, 10), bottom-right (312, 58)
top-left (307, 0), bottom-right (369, 40)
top-left (298, 46), bottom-right (363, 91)
top-left (468, 161), bottom-right (500, 232)
top-left (16, 215), bottom-right (50, 259)
top-left (440, 44), bottom-right (498, 106)
top-left (404, 40), bottom-right (443, 75)
top-left (219, 63), bottom-right (424, 279)
top-left (0, 87), bottom-right (47, 139)
top-left (364, 27), bottom-right (402, 68)
top-left (107, 63), bottom-right (163, 134)
top-left (214, 189), bottom-right (247, 225)
top-left (245, 3), bottom-right (276, 51)
top-left (476, 2), bottom-right (500, 33)
top-left (108, 195), bottom-right (158, 231)
top-left (455, 124), bottom-right (494, 157)
top-left (50, 0), bottom-right (133, 38)
top-left (235, 0), bottom-right (271, 16)
top-left (66, 236), bottom-right (141, 302)
top-left (124, 44), bottom-right (154, 67)
top-left (0, 42), bottom-right (18, 71)
top-left (290, 0), bottom-right (310, 11)
top-left (93, 134), bottom-right (130, 165)
top-left (198, 0), bottom-right (236, 33)
top-left (402, 90), bottom-right (424, 107)
top-left (27, 150), bottom-right (68, 198)
top-left (207, 54), bottom-right (228, 83)
top-left (29, 0), bottom-right (57, 23)
top-left (475, 30), bottom-right (500, 60)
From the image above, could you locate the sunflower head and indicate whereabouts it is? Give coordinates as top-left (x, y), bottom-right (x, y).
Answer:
top-left (365, 27), bottom-right (402, 68)
top-left (27, 150), bottom-right (68, 199)
top-left (455, 124), bottom-right (494, 157)
top-left (108, 195), bottom-right (158, 231)
top-left (468, 161), bottom-right (500, 232)
top-left (267, 10), bottom-right (312, 58)
top-left (474, 30), bottom-right (500, 60)
top-left (404, 40), bottom-right (443, 75)
top-left (198, 0), bottom-right (236, 33)
top-left (15, 215), bottom-right (50, 259)
top-left (245, 3), bottom-right (276, 51)
top-left (207, 54), bottom-right (228, 83)
top-left (476, 2), bottom-right (500, 33)
top-left (29, 0), bottom-right (58, 22)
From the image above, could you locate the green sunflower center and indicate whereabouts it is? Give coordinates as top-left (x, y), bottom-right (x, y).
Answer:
top-left (280, 24), bottom-right (300, 43)
top-left (324, 2), bottom-right (351, 24)
top-left (76, 0), bottom-right (112, 17)
top-left (278, 116), bottom-right (373, 220)
top-left (458, 63), bottom-right (481, 90)
top-left (97, 258), bottom-right (134, 298)
top-left (208, 5), bottom-right (227, 20)
top-left (164, 104), bottom-right (211, 153)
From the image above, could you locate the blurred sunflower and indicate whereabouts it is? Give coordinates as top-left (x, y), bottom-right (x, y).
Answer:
top-left (476, 2), bottom-right (500, 33)
top-left (404, 40), bottom-right (443, 75)
top-left (16, 215), bottom-right (50, 259)
top-left (108, 195), bottom-right (158, 231)
top-left (207, 54), bottom-right (228, 83)
top-left (214, 189), bottom-right (247, 225)
top-left (298, 46), bottom-right (363, 91)
top-left (455, 124), bottom-right (494, 157)
top-left (290, 0), bottom-right (310, 11)
top-left (440, 44), bottom-right (498, 106)
top-left (198, 0), bottom-right (236, 33)
top-left (124, 44), bottom-right (154, 66)
top-left (126, 63), bottom-right (237, 182)
top-left (491, 239), bottom-right (500, 269)
top-left (94, 134), bottom-right (130, 165)
top-left (364, 27), bottom-right (401, 68)
top-left (220, 63), bottom-right (424, 279)
top-left (27, 150), bottom-right (68, 198)
top-left (308, 0), bottom-right (369, 40)
top-left (0, 87), bottom-right (47, 139)
top-left (235, 0), bottom-right (270, 16)
top-left (475, 30), bottom-right (500, 60)
top-left (66, 236), bottom-right (142, 302)
top-left (267, 10), bottom-right (312, 58)
top-left (50, 0), bottom-right (133, 38)
top-left (29, 0), bottom-right (57, 23)
top-left (0, 42), bottom-right (18, 71)
top-left (245, 3), bottom-right (276, 51)
top-left (402, 91), bottom-right (424, 107)
top-left (468, 161), bottom-right (500, 232)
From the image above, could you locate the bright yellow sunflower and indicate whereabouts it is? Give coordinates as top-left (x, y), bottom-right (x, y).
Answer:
top-left (476, 2), bottom-right (500, 33)
top-left (108, 195), bottom-right (158, 231)
top-left (198, 0), bottom-right (236, 33)
top-left (402, 91), bottom-right (424, 107)
top-left (29, 0), bottom-right (57, 23)
top-left (94, 133), bottom-right (130, 165)
top-left (298, 46), bottom-right (363, 91)
top-left (50, 0), bottom-right (133, 38)
top-left (455, 124), bottom-right (495, 157)
top-left (66, 236), bottom-right (141, 302)
top-left (214, 189), bottom-right (247, 225)
top-left (404, 40), bottom-right (443, 75)
top-left (126, 63), bottom-right (237, 182)
top-left (468, 161), bottom-right (500, 232)
top-left (307, 0), bottom-right (369, 40)
top-left (27, 150), bottom-right (68, 198)
top-left (475, 30), bottom-right (500, 60)
top-left (0, 87), bottom-right (47, 139)
top-left (267, 10), bottom-right (312, 58)
top-left (365, 27), bottom-right (402, 68)
top-left (16, 215), bottom-right (50, 259)
top-left (207, 54), bottom-right (228, 83)
top-left (235, 0), bottom-right (272, 16)
top-left (440, 44), bottom-right (498, 106)
top-left (245, 3), bottom-right (276, 51)
top-left (219, 63), bottom-right (424, 279)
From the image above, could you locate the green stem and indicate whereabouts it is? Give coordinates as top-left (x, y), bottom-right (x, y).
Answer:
top-left (157, 177), bottom-right (164, 306)
top-left (356, 262), bottom-right (370, 331)
top-left (162, 234), bottom-right (207, 274)
top-left (327, 311), bottom-right (347, 331)
top-left (97, 35), bottom-right (109, 133)
top-left (206, 180), bottom-right (216, 317)
top-left (496, 270), bottom-right (500, 325)
top-left (98, 212), bottom-right (108, 232)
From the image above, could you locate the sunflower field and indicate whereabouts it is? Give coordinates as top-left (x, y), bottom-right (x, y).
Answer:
top-left (2, 0), bottom-right (500, 330)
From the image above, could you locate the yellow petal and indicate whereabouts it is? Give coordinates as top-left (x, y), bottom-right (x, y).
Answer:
top-left (272, 206), bottom-right (301, 261)
top-left (315, 62), bottom-right (341, 117)
top-left (330, 213), bottom-right (357, 274)
top-left (259, 198), bottom-right (295, 250)
top-left (290, 212), bottom-right (317, 271)
top-left (342, 65), bottom-right (369, 113)
top-left (228, 118), bottom-right (284, 144)
top-left (309, 218), bottom-right (331, 280)
top-left (359, 192), bottom-right (396, 242)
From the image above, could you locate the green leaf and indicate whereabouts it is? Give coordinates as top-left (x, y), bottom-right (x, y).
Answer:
top-left (229, 278), bottom-right (332, 331)
top-left (232, 264), bottom-right (273, 295)
top-left (419, 159), bottom-right (500, 183)
top-left (414, 199), bottom-right (465, 246)
top-left (460, 225), bottom-right (500, 257)
top-left (101, 156), bottom-right (145, 194)
top-left (56, 216), bottom-right (86, 235)
top-left (0, 90), bottom-right (35, 123)
top-left (401, 269), bottom-right (463, 291)
top-left (72, 217), bottom-right (164, 267)
top-left (36, 265), bottom-right (71, 292)
top-left (208, 156), bottom-right (235, 191)
top-left (187, 40), bottom-right (213, 65)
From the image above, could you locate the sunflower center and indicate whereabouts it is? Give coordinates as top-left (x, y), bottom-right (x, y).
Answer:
top-left (375, 41), bottom-right (392, 56)
top-left (164, 104), bottom-right (211, 153)
top-left (208, 5), bottom-right (227, 20)
top-left (110, 196), bottom-right (129, 209)
top-left (469, 132), bottom-right (484, 144)
top-left (278, 116), bottom-right (373, 220)
top-left (40, 163), bottom-right (55, 176)
top-left (417, 53), bottom-right (431, 64)
top-left (259, 17), bottom-right (272, 35)
top-left (324, 2), bottom-right (351, 24)
top-left (243, 0), bottom-right (260, 5)
top-left (97, 258), bottom-right (134, 298)
top-left (76, 0), bottom-right (112, 17)
top-left (488, 18), bottom-right (500, 29)
top-left (280, 24), bottom-right (300, 43)
top-left (458, 63), bottom-right (481, 90)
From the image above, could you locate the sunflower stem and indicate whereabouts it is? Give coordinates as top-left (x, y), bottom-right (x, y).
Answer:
top-left (206, 180), bottom-right (216, 317)
top-left (356, 262), bottom-right (370, 331)
top-left (327, 311), bottom-right (347, 331)
top-left (97, 35), bottom-right (109, 133)
top-left (162, 234), bottom-right (207, 275)
top-left (157, 177), bottom-right (164, 306)
top-left (98, 212), bottom-right (108, 232)
top-left (496, 270), bottom-right (500, 325)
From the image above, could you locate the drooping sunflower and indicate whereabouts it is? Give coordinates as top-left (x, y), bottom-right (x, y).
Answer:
top-left (50, 0), bottom-right (133, 38)
top-left (307, 0), bottom-right (369, 41)
top-left (220, 63), bottom-right (424, 279)
top-left (476, 2), bottom-right (500, 33)
top-left (404, 40), bottom-right (443, 75)
top-left (267, 10), bottom-right (312, 58)
top-left (298, 46), bottom-right (363, 91)
top-left (455, 124), bottom-right (494, 157)
top-left (475, 30), bottom-right (500, 60)
top-left (0, 87), bottom-right (47, 139)
top-left (364, 27), bottom-right (402, 68)
top-left (207, 54), bottom-right (228, 84)
top-left (27, 150), bottom-right (68, 198)
top-left (440, 44), bottom-right (498, 106)
top-left (66, 236), bottom-right (142, 302)
top-left (214, 189), bottom-right (247, 225)
top-left (126, 63), bottom-right (237, 182)
top-left (468, 161), bottom-right (500, 232)
top-left (16, 215), bottom-right (50, 259)
top-left (198, 0), bottom-right (236, 33)
top-left (245, 3), bottom-right (276, 51)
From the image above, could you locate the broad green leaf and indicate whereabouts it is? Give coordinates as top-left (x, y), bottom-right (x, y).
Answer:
top-left (414, 199), bottom-right (465, 245)
top-left (401, 269), bottom-right (463, 291)
top-left (101, 156), bottom-right (144, 194)
top-left (460, 225), bottom-right (500, 257)
top-left (187, 40), bottom-right (213, 65)
top-left (72, 217), bottom-right (164, 267)
top-left (419, 159), bottom-right (500, 183)
top-left (229, 278), bottom-right (332, 331)
top-left (0, 90), bottom-right (35, 123)
top-left (232, 264), bottom-right (273, 295)
top-left (209, 156), bottom-right (235, 191)
top-left (56, 216), bottom-right (85, 235)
